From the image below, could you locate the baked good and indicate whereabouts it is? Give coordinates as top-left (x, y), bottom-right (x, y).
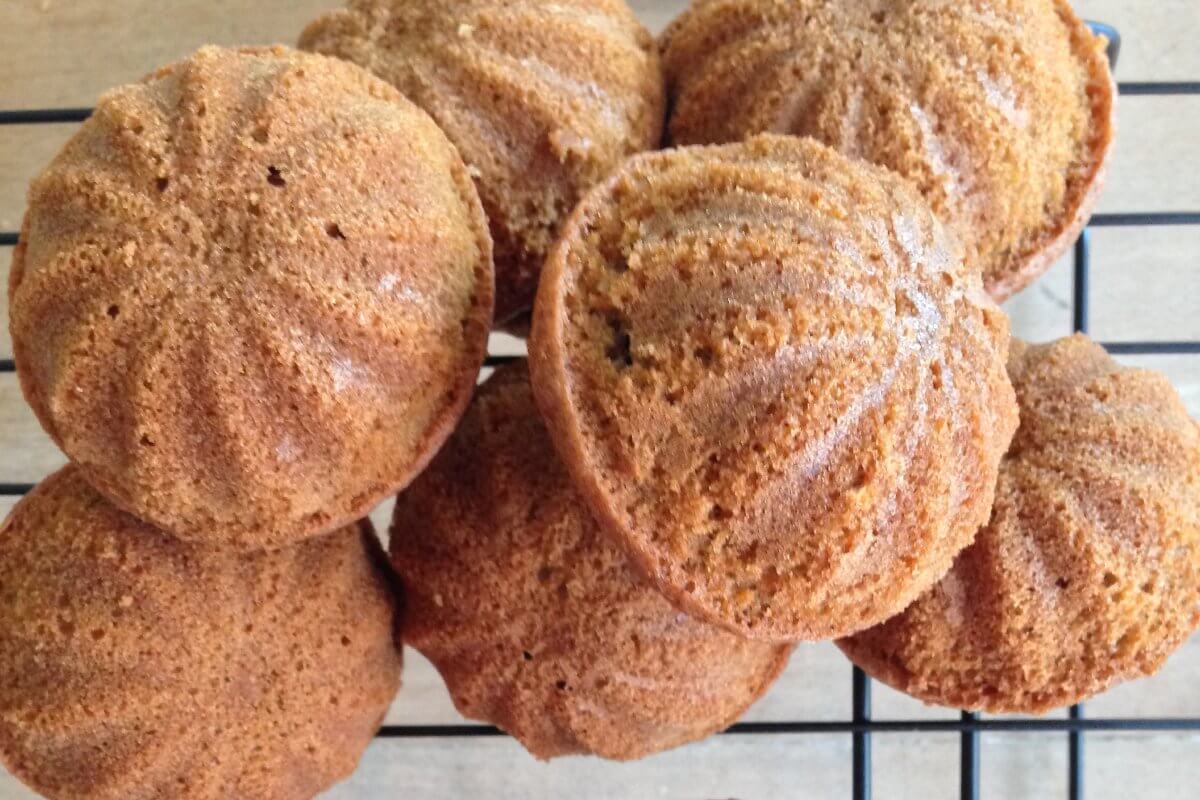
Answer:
top-left (840, 335), bottom-right (1200, 712)
top-left (8, 45), bottom-right (493, 550)
top-left (661, 0), bottom-right (1116, 301)
top-left (528, 134), bottom-right (1018, 641)
top-left (390, 362), bottom-right (791, 760)
top-left (300, 0), bottom-right (665, 326)
top-left (0, 467), bottom-right (402, 799)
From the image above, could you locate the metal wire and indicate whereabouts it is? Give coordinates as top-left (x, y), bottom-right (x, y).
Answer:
top-left (853, 668), bottom-right (872, 800)
top-left (1, 18), bottom-right (1198, 800)
top-left (1069, 224), bottom-right (1091, 800)
top-left (370, 718), bottom-right (1200, 737)
top-left (961, 712), bottom-right (981, 800)
top-left (1069, 706), bottom-right (1086, 800)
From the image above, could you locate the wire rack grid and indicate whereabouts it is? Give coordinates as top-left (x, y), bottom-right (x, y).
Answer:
top-left (1, 19), bottom-right (1199, 800)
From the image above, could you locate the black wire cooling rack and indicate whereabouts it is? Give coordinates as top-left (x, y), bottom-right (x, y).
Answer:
top-left (2, 19), bottom-right (1200, 800)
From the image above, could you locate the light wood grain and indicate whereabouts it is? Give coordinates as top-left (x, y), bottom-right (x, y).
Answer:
top-left (1088, 226), bottom-right (1200, 342)
top-left (0, 0), bottom-right (335, 108)
top-left (0, 374), bottom-right (65, 482)
top-left (382, 642), bottom-right (855, 728)
top-left (0, 246), bottom-right (10, 358)
top-left (1099, 95), bottom-right (1200, 214)
top-left (1002, 226), bottom-right (1200, 354)
top-left (383, 639), bottom-right (1200, 726)
top-left (0, 124), bottom-right (73, 231)
top-left (0, 0), bottom-right (1196, 111)
top-left (3, 729), bottom-right (1197, 800)
top-left (4, 75), bottom-right (1199, 235)
top-left (1072, 0), bottom-right (1200, 80)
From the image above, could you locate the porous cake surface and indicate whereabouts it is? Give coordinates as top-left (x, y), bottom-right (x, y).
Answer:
top-left (8, 45), bottom-right (493, 549)
top-left (661, 0), bottom-right (1116, 301)
top-left (391, 362), bottom-right (791, 760)
top-left (529, 135), bottom-right (1018, 641)
top-left (300, 0), bottom-right (665, 325)
top-left (841, 335), bottom-right (1200, 712)
top-left (0, 467), bottom-right (402, 799)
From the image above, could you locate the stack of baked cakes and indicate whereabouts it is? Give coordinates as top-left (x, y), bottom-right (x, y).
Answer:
top-left (2, 1), bottom-right (1197, 798)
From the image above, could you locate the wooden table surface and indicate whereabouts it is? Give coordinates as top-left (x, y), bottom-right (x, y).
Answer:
top-left (1, 1), bottom-right (1198, 798)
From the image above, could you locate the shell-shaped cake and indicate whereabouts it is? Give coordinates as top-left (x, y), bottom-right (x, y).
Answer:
top-left (9, 46), bottom-right (493, 549)
top-left (0, 467), bottom-right (402, 800)
top-left (300, 0), bottom-right (665, 326)
top-left (391, 363), bottom-right (791, 760)
top-left (840, 335), bottom-right (1200, 712)
top-left (661, 0), bottom-right (1116, 301)
top-left (529, 135), bottom-right (1019, 642)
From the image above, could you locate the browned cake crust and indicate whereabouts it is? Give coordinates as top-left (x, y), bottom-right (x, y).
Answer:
top-left (661, 0), bottom-right (1116, 302)
top-left (390, 362), bottom-right (791, 760)
top-left (299, 0), bottom-right (665, 326)
top-left (0, 467), bottom-right (402, 799)
top-left (8, 45), bottom-right (493, 550)
top-left (529, 135), bottom-right (1018, 641)
top-left (840, 335), bottom-right (1200, 713)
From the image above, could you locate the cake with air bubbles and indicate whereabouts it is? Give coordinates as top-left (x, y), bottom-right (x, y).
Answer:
top-left (8, 45), bottom-right (493, 550)
top-left (661, 0), bottom-right (1116, 301)
top-left (0, 467), bottom-right (402, 799)
top-left (841, 335), bottom-right (1200, 712)
top-left (391, 362), bottom-right (791, 760)
top-left (529, 134), bottom-right (1019, 642)
top-left (300, 0), bottom-right (665, 326)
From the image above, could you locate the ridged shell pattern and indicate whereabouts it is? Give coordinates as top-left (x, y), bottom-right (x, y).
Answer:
top-left (530, 135), bottom-right (1019, 641)
top-left (0, 467), bottom-right (401, 800)
top-left (840, 335), bottom-right (1200, 712)
top-left (391, 363), bottom-right (791, 760)
top-left (9, 46), bottom-right (493, 549)
top-left (661, 0), bottom-right (1116, 301)
top-left (300, 0), bottom-right (665, 324)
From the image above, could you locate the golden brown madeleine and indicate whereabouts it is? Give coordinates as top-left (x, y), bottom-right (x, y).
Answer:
top-left (661, 0), bottom-right (1115, 302)
top-left (529, 135), bottom-right (1018, 642)
top-left (391, 363), bottom-right (791, 760)
top-left (841, 335), bottom-right (1200, 713)
top-left (300, 0), bottom-right (665, 326)
top-left (9, 46), bottom-right (493, 549)
top-left (0, 467), bottom-right (401, 800)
